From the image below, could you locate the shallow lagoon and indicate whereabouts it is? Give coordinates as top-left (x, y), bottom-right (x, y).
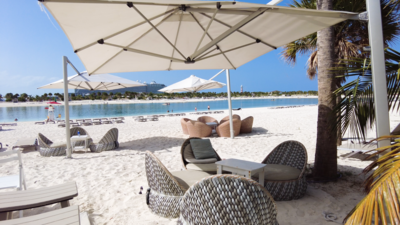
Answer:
top-left (0, 98), bottom-right (318, 122)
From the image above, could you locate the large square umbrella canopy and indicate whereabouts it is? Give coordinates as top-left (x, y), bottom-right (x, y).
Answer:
top-left (40, 0), bottom-right (357, 74)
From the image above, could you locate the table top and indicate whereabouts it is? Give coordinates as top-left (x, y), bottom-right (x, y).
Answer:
top-left (71, 135), bottom-right (89, 140)
top-left (14, 138), bottom-right (37, 146)
top-left (206, 122), bottom-right (218, 126)
top-left (215, 159), bottom-right (266, 171)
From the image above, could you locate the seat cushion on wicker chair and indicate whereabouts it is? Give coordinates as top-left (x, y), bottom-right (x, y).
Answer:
top-left (254, 164), bottom-right (301, 181)
top-left (184, 144), bottom-right (218, 164)
top-left (186, 163), bottom-right (217, 173)
top-left (49, 142), bottom-right (67, 148)
top-left (171, 170), bottom-right (211, 191)
top-left (189, 139), bottom-right (217, 159)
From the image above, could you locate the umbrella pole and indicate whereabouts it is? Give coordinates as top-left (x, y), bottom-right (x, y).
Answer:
top-left (226, 69), bottom-right (234, 139)
top-left (63, 56), bottom-right (72, 158)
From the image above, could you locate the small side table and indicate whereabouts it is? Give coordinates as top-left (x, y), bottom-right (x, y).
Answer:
top-left (70, 135), bottom-right (90, 153)
top-left (215, 159), bottom-right (266, 186)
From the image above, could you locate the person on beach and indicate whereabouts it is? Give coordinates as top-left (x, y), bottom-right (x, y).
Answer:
top-left (195, 107), bottom-right (197, 111)
top-left (208, 105), bottom-right (210, 110)
top-left (167, 110), bottom-right (169, 113)
top-left (14, 118), bottom-right (18, 121)
top-left (172, 110), bottom-right (173, 112)
top-left (48, 105), bottom-right (55, 121)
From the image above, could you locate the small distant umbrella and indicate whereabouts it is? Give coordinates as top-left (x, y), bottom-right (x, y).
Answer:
top-left (159, 75), bottom-right (225, 93)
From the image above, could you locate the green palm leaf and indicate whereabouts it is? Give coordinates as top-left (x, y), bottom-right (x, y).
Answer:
top-left (344, 136), bottom-right (400, 224)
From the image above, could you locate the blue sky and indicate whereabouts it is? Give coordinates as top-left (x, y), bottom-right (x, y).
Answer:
top-left (0, 0), bottom-right (398, 96)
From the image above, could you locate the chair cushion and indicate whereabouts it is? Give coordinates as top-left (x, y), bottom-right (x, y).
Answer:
top-left (254, 164), bottom-right (301, 181)
top-left (184, 144), bottom-right (218, 164)
top-left (50, 142), bottom-right (67, 148)
top-left (186, 163), bottom-right (217, 173)
top-left (189, 139), bottom-right (217, 159)
top-left (171, 170), bottom-right (211, 191)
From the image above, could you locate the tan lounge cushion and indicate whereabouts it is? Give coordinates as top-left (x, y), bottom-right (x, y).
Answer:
top-left (50, 142), bottom-right (67, 148)
top-left (186, 163), bottom-right (217, 173)
top-left (254, 164), bottom-right (301, 181)
top-left (184, 144), bottom-right (218, 164)
top-left (171, 170), bottom-right (211, 191)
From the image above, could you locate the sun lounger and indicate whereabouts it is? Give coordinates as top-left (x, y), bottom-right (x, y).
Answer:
top-left (76, 119), bottom-right (84, 123)
top-left (83, 119), bottom-right (92, 122)
top-left (109, 117), bottom-right (118, 120)
top-left (0, 205), bottom-right (80, 225)
top-left (34, 122), bottom-right (45, 125)
top-left (178, 175), bottom-right (278, 225)
top-left (0, 182), bottom-right (78, 221)
top-left (72, 124), bottom-right (81, 127)
top-left (47, 120), bottom-right (56, 124)
top-left (12, 138), bottom-right (38, 151)
top-left (100, 118), bottom-right (108, 121)
top-left (113, 120), bottom-right (123, 124)
top-left (93, 118), bottom-right (101, 122)
top-left (70, 122), bottom-right (79, 125)
top-left (93, 121), bottom-right (101, 125)
top-left (0, 150), bottom-right (26, 191)
top-left (89, 128), bottom-right (119, 153)
top-left (57, 120), bottom-right (65, 123)
top-left (117, 117), bottom-right (125, 120)
top-left (58, 124), bottom-right (66, 128)
top-left (102, 120), bottom-right (112, 124)
top-left (149, 117), bottom-right (158, 121)
top-left (0, 123), bottom-right (17, 126)
top-left (38, 133), bottom-right (67, 157)
top-left (81, 122), bottom-right (93, 126)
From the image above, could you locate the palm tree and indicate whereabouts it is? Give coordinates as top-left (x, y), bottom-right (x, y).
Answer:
top-left (283, 0), bottom-right (400, 181)
top-left (344, 136), bottom-right (400, 224)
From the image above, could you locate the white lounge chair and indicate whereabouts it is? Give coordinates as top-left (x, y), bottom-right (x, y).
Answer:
top-left (0, 151), bottom-right (26, 191)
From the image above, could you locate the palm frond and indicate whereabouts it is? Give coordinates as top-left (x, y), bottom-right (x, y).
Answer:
top-left (332, 48), bottom-right (400, 141)
top-left (344, 136), bottom-right (400, 224)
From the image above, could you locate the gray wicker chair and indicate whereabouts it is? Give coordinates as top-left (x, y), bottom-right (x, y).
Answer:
top-left (145, 151), bottom-right (210, 218)
top-left (180, 137), bottom-right (222, 174)
top-left (89, 128), bottom-right (119, 153)
top-left (257, 140), bottom-right (308, 201)
top-left (70, 127), bottom-right (93, 147)
top-left (178, 174), bottom-right (279, 225)
top-left (37, 133), bottom-right (67, 157)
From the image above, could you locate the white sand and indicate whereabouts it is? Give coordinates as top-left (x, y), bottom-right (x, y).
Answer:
top-left (0, 105), bottom-right (397, 225)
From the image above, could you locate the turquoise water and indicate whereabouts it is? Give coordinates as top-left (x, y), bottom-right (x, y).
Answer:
top-left (0, 98), bottom-right (318, 122)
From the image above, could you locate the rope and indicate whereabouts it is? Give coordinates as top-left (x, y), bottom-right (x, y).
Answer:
top-left (323, 212), bottom-right (342, 224)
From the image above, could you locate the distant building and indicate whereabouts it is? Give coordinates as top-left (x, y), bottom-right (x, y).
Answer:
top-left (74, 81), bottom-right (166, 95)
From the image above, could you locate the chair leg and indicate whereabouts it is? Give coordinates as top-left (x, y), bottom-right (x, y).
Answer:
top-left (60, 200), bottom-right (70, 208)
top-left (0, 212), bottom-right (11, 221)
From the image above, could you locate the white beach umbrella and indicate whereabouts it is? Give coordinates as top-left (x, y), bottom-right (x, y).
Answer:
top-left (38, 71), bottom-right (145, 91)
top-left (159, 75), bottom-right (225, 93)
top-left (40, 0), bottom-right (361, 140)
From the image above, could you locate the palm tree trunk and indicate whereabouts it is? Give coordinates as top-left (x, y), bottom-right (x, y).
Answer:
top-left (313, 0), bottom-right (337, 181)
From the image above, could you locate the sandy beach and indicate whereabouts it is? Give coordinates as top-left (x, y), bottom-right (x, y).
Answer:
top-left (0, 105), bottom-right (396, 225)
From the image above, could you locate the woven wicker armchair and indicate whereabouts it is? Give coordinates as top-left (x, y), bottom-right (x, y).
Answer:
top-left (178, 175), bottom-right (279, 225)
top-left (186, 120), bottom-right (212, 137)
top-left (70, 127), bottom-right (93, 146)
top-left (257, 140), bottom-right (308, 201)
top-left (89, 128), bottom-right (119, 153)
top-left (180, 137), bottom-right (222, 174)
top-left (216, 118), bottom-right (241, 137)
top-left (145, 151), bottom-right (210, 218)
top-left (197, 116), bottom-right (218, 124)
top-left (180, 118), bottom-right (190, 135)
top-left (240, 116), bottom-right (254, 133)
top-left (38, 133), bottom-right (67, 157)
top-left (220, 114), bottom-right (240, 124)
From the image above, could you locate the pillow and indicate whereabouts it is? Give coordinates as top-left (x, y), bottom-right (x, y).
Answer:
top-left (189, 139), bottom-right (217, 159)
